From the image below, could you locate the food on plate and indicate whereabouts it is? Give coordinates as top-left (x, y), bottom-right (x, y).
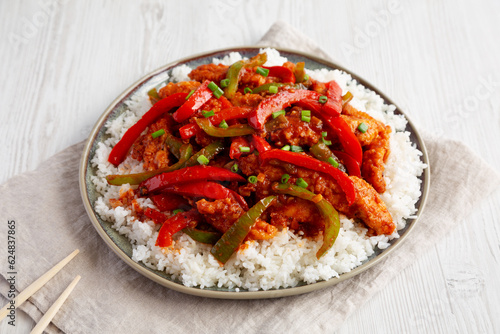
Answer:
top-left (91, 49), bottom-right (426, 290)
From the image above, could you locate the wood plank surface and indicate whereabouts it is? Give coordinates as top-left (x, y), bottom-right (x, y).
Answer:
top-left (1, 0), bottom-right (499, 333)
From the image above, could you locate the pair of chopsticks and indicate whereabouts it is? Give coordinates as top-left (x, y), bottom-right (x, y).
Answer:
top-left (0, 249), bottom-right (80, 334)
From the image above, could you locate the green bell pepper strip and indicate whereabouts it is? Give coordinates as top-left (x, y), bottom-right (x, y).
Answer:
top-left (181, 141), bottom-right (225, 168)
top-left (224, 53), bottom-right (268, 99)
top-left (272, 183), bottom-right (340, 259)
top-left (165, 133), bottom-right (184, 159)
top-left (251, 82), bottom-right (289, 94)
top-left (293, 62), bottom-right (307, 83)
top-left (147, 88), bottom-right (160, 104)
top-left (183, 228), bottom-right (222, 245)
top-left (195, 118), bottom-right (255, 137)
top-left (309, 142), bottom-right (347, 174)
top-left (106, 144), bottom-right (194, 185)
top-left (211, 195), bottom-right (276, 264)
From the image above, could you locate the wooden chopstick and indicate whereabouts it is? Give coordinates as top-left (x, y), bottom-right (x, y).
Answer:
top-left (30, 275), bottom-right (81, 334)
top-left (0, 249), bottom-right (79, 321)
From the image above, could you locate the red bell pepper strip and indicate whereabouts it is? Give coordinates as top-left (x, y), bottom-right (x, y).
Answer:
top-left (251, 134), bottom-right (271, 153)
top-left (108, 92), bottom-right (187, 166)
top-left (332, 150), bottom-right (361, 178)
top-left (209, 106), bottom-right (252, 125)
top-left (150, 193), bottom-right (188, 212)
top-left (325, 80), bottom-right (343, 115)
top-left (260, 149), bottom-right (356, 205)
top-left (248, 89), bottom-right (321, 129)
top-left (144, 207), bottom-right (169, 225)
top-left (323, 114), bottom-right (363, 166)
top-left (156, 209), bottom-right (202, 247)
top-left (173, 80), bottom-right (213, 123)
top-left (139, 165), bottom-right (246, 195)
top-left (179, 123), bottom-right (200, 140)
top-left (161, 181), bottom-right (248, 210)
top-left (262, 66), bottom-right (295, 83)
top-left (229, 136), bottom-right (253, 159)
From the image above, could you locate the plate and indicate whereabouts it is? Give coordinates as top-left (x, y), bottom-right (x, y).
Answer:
top-left (79, 46), bottom-right (430, 299)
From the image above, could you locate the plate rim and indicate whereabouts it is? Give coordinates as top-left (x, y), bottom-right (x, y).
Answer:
top-left (79, 45), bottom-right (430, 299)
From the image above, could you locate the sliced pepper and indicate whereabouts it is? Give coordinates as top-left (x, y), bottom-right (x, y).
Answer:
top-left (165, 133), bottom-right (185, 159)
top-left (178, 123), bottom-right (200, 140)
top-left (156, 209), bottom-right (202, 247)
top-left (323, 114), bottom-right (363, 166)
top-left (224, 53), bottom-right (267, 99)
top-left (150, 193), bottom-right (189, 212)
top-left (251, 134), bottom-right (271, 153)
top-left (309, 142), bottom-right (347, 174)
top-left (248, 89), bottom-right (321, 129)
top-left (210, 195), bottom-right (276, 264)
top-left (147, 88), bottom-right (160, 104)
top-left (272, 183), bottom-right (340, 259)
top-left (195, 118), bottom-right (255, 137)
top-left (108, 92), bottom-right (188, 166)
top-left (260, 149), bottom-right (356, 205)
top-left (106, 144), bottom-right (193, 185)
top-left (182, 141), bottom-right (224, 168)
top-left (182, 228), bottom-right (222, 245)
top-left (293, 62), bottom-right (307, 83)
top-left (173, 80), bottom-right (213, 123)
top-left (160, 181), bottom-right (248, 210)
top-left (251, 82), bottom-right (289, 94)
top-left (262, 66), bottom-right (295, 83)
top-left (144, 207), bottom-right (168, 225)
top-left (209, 106), bottom-right (252, 125)
top-left (138, 165), bottom-right (246, 194)
top-left (331, 150), bottom-right (361, 178)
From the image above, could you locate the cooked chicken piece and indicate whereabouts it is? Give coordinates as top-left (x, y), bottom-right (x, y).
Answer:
top-left (158, 81), bottom-right (201, 99)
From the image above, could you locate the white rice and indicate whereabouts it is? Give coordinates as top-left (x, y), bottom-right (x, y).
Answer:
top-left (90, 48), bottom-right (426, 291)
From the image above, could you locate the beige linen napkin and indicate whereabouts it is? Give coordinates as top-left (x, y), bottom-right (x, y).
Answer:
top-left (1, 21), bottom-right (500, 334)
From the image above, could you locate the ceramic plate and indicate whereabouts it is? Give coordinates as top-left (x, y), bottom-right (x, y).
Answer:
top-left (79, 46), bottom-right (430, 299)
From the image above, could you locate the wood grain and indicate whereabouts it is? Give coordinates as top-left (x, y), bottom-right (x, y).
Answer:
top-left (1, 0), bottom-right (499, 333)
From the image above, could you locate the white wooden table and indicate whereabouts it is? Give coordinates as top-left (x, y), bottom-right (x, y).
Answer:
top-left (1, 1), bottom-right (499, 333)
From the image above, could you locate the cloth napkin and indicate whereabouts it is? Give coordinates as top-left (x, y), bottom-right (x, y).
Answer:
top-left (1, 21), bottom-right (499, 334)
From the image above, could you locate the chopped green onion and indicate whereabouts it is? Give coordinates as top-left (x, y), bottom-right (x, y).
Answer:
top-left (202, 110), bottom-right (215, 118)
top-left (219, 120), bottom-right (228, 128)
top-left (231, 163), bottom-right (239, 173)
top-left (319, 96), bottom-right (328, 104)
top-left (151, 129), bottom-right (165, 139)
top-left (186, 89), bottom-right (195, 100)
top-left (197, 154), bottom-right (210, 165)
top-left (272, 110), bottom-right (286, 119)
top-left (248, 175), bottom-right (258, 184)
top-left (244, 87), bottom-right (253, 94)
top-left (358, 122), bottom-right (369, 133)
top-left (296, 178), bottom-right (308, 188)
top-left (304, 74), bottom-right (309, 81)
top-left (290, 145), bottom-right (303, 153)
top-left (256, 67), bottom-right (269, 77)
top-left (208, 81), bottom-right (224, 99)
top-left (239, 146), bottom-right (251, 153)
top-left (172, 209), bottom-right (184, 215)
top-left (321, 132), bottom-right (332, 145)
top-left (220, 79), bottom-right (230, 88)
top-left (281, 145), bottom-right (291, 151)
top-left (268, 85), bottom-right (278, 94)
top-left (327, 157), bottom-right (339, 168)
top-left (281, 174), bottom-right (290, 184)
top-left (301, 110), bottom-right (311, 122)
